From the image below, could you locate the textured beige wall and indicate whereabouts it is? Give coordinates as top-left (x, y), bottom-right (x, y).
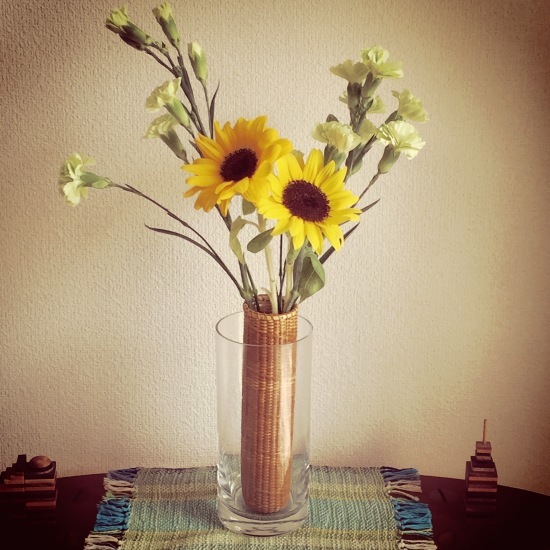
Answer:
top-left (1, 0), bottom-right (549, 494)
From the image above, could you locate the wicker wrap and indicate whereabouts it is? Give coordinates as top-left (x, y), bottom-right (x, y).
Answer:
top-left (241, 295), bottom-right (298, 514)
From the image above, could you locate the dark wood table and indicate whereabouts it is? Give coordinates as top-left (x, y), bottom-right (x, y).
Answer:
top-left (2, 474), bottom-right (549, 549)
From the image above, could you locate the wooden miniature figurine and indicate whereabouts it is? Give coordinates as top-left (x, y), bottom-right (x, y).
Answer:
top-left (464, 419), bottom-right (498, 517)
top-left (0, 454), bottom-right (57, 525)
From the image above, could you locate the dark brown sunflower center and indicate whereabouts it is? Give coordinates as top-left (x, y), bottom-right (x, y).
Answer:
top-left (220, 148), bottom-right (258, 181)
top-left (282, 180), bottom-right (330, 222)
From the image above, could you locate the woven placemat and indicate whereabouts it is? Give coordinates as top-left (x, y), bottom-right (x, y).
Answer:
top-left (84, 466), bottom-right (437, 549)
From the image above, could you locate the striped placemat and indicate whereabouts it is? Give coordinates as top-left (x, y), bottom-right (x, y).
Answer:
top-left (84, 466), bottom-right (437, 549)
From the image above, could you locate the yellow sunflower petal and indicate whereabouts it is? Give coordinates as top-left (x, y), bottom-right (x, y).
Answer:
top-left (319, 222), bottom-right (344, 251)
top-left (215, 121), bottom-right (236, 153)
top-left (326, 207), bottom-right (361, 224)
top-left (260, 202), bottom-right (289, 220)
top-left (187, 175), bottom-right (219, 188)
top-left (289, 215), bottom-right (305, 242)
top-left (251, 115), bottom-right (267, 134)
top-left (215, 180), bottom-right (233, 195)
top-left (286, 153), bottom-right (304, 182)
top-left (305, 221), bottom-right (324, 254)
top-left (183, 185), bottom-right (201, 198)
top-left (193, 187), bottom-right (219, 212)
top-left (329, 190), bottom-right (360, 210)
top-left (219, 199), bottom-right (230, 216)
top-left (312, 160), bottom-right (337, 187)
top-left (276, 155), bottom-right (292, 186)
top-left (185, 162), bottom-right (220, 176)
top-left (319, 169), bottom-right (347, 194)
top-left (303, 149), bottom-right (324, 183)
top-left (269, 175), bottom-right (283, 200)
top-left (292, 231), bottom-right (306, 251)
top-left (196, 134), bottom-right (224, 161)
top-left (271, 217), bottom-right (291, 236)
top-left (255, 161), bottom-right (273, 179)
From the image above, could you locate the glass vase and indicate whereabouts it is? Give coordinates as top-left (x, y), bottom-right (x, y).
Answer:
top-left (215, 296), bottom-right (313, 536)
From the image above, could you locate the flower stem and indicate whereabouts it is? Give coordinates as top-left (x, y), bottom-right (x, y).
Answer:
top-left (151, 42), bottom-right (178, 73)
top-left (258, 214), bottom-right (278, 313)
top-left (278, 235), bottom-right (285, 311)
top-left (357, 171), bottom-right (381, 204)
top-left (175, 45), bottom-right (207, 136)
top-left (144, 47), bottom-right (173, 73)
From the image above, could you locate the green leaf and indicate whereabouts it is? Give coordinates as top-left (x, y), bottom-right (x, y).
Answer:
top-left (229, 216), bottom-right (247, 264)
top-left (208, 82), bottom-right (220, 137)
top-left (242, 199), bottom-right (255, 216)
top-left (361, 198), bottom-right (380, 213)
top-left (296, 249), bottom-right (325, 301)
top-left (350, 158), bottom-right (363, 176)
top-left (247, 229), bottom-right (273, 253)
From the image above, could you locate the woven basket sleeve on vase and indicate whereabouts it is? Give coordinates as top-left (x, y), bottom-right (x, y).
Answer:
top-left (241, 295), bottom-right (298, 514)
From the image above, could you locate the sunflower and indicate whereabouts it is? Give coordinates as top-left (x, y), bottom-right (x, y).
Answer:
top-left (183, 116), bottom-right (292, 215)
top-left (258, 150), bottom-right (361, 254)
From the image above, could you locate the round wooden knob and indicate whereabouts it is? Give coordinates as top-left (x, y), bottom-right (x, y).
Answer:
top-left (28, 455), bottom-right (52, 471)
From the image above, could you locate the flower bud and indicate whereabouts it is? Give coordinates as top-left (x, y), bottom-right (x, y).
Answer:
top-left (377, 146), bottom-right (400, 174)
top-left (145, 79), bottom-right (190, 128)
top-left (144, 114), bottom-right (188, 161)
top-left (188, 41), bottom-right (207, 84)
top-left (166, 99), bottom-right (191, 129)
top-left (153, 3), bottom-right (180, 48)
top-left (361, 73), bottom-right (380, 99)
top-left (105, 6), bottom-right (130, 34)
top-left (106, 6), bottom-right (153, 48)
top-left (326, 149), bottom-right (347, 170)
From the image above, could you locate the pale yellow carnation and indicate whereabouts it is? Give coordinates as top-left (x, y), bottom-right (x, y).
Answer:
top-left (145, 78), bottom-right (182, 112)
top-left (377, 120), bottom-right (425, 159)
top-left (312, 121), bottom-right (362, 153)
top-left (330, 60), bottom-right (369, 84)
top-left (361, 46), bottom-right (403, 79)
top-left (357, 119), bottom-right (379, 142)
top-left (144, 113), bottom-right (179, 138)
top-left (58, 153), bottom-right (110, 206)
top-left (392, 89), bottom-right (428, 122)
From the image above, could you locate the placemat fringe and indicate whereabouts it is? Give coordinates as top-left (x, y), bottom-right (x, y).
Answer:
top-left (83, 533), bottom-right (123, 549)
top-left (399, 540), bottom-right (438, 549)
top-left (83, 468), bottom-right (138, 549)
top-left (381, 467), bottom-right (437, 549)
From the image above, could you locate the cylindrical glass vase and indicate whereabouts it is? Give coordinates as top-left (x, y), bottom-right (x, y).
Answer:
top-left (215, 299), bottom-right (313, 536)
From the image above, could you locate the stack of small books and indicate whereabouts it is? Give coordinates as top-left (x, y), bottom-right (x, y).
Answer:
top-left (0, 454), bottom-right (57, 525)
top-left (465, 420), bottom-right (498, 517)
